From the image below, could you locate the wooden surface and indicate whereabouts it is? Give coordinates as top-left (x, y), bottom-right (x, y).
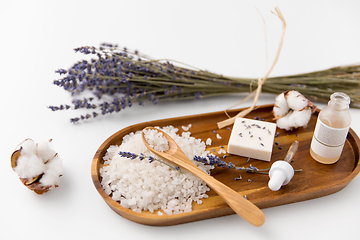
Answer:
top-left (91, 104), bottom-right (360, 226)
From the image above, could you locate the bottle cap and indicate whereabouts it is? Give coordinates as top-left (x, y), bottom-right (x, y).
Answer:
top-left (268, 160), bottom-right (294, 191)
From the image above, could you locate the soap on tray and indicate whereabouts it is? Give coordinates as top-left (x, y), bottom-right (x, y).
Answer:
top-left (227, 117), bottom-right (277, 161)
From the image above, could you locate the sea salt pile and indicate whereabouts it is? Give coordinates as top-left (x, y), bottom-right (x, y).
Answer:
top-left (100, 125), bottom-right (213, 215)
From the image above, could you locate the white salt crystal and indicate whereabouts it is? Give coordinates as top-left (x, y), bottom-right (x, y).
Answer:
top-left (206, 138), bottom-right (212, 145)
top-left (182, 124), bottom-right (192, 131)
top-left (216, 134), bottom-right (222, 139)
top-left (218, 149), bottom-right (226, 154)
top-left (143, 129), bottom-right (169, 152)
top-left (168, 199), bottom-right (179, 208)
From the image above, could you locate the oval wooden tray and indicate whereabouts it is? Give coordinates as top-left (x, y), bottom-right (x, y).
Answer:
top-left (91, 104), bottom-right (360, 226)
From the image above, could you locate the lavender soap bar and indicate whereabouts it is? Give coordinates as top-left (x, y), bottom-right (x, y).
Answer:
top-left (227, 117), bottom-right (277, 161)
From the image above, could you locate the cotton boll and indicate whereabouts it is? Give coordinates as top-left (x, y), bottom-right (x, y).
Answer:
top-left (13, 138), bottom-right (63, 194)
top-left (276, 112), bottom-right (292, 131)
top-left (274, 90), bottom-right (316, 131)
top-left (40, 156), bottom-right (63, 187)
top-left (14, 154), bottom-right (46, 179)
top-left (19, 139), bottom-right (37, 155)
top-left (285, 90), bottom-right (308, 111)
top-left (273, 92), bottom-right (289, 118)
top-left (288, 108), bottom-right (312, 129)
top-left (36, 140), bottom-right (56, 162)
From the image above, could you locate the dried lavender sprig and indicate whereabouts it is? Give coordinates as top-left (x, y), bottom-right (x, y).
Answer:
top-left (50, 44), bottom-right (360, 122)
top-left (118, 151), bottom-right (302, 175)
top-left (118, 151), bottom-right (181, 171)
top-left (193, 155), bottom-right (302, 174)
top-left (193, 155), bottom-right (270, 174)
top-left (118, 151), bottom-right (268, 174)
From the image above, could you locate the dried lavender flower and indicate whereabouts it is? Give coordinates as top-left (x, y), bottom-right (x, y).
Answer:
top-left (118, 151), bottom-right (302, 176)
top-left (50, 44), bottom-right (360, 122)
top-left (118, 151), bottom-right (180, 171)
top-left (193, 155), bottom-right (270, 174)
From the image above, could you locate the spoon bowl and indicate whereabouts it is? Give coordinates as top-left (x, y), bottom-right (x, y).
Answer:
top-left (141, 127), bottom-right (265, 227)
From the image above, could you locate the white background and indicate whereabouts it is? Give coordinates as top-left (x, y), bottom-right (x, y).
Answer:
top-left (1, 1), bottom-right (360, 239)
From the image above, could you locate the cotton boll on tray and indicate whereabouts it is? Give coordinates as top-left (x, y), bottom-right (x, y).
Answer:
top-left (99, 126), bottom-right (214, 215)
top-left (11, 139), bottom-right (63, 194)
top-left (273, 90), bottom-right (317, 131)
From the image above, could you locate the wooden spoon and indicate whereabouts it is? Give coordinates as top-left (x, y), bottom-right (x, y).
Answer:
top-left (141, 127), bottom-right (265, 227)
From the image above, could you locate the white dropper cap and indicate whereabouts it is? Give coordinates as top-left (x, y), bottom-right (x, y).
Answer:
top-left (268, 161), bottom-right (294, 191)
top-left (268, 141), bottom-right (298, 191)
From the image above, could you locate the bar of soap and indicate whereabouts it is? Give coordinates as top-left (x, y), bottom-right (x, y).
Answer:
top-left (227, 117), bottom-right (277, 161)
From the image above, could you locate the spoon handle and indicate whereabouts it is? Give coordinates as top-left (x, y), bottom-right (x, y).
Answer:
top-left (165, 153), bottom-right (265, 227)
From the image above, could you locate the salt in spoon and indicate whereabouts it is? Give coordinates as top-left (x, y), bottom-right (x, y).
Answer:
top-left (141, 127), bottom-right (265, 227)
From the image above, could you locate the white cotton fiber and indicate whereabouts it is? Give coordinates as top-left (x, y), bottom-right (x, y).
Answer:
top-left (274, 90), bottom-right (315, 130)
top-left (100, 125), bottom-right (213, 215)
top-left (13, 139), bottom-right (63, 191)
top-left (14, 154), bottom-right (45, 179)
top-left (273, 92), bottom-right (289, 118)
top-left (40, 156), bottom-right (63, 187)
top-left (37, 140), bottom-right (56, 162)
top-left (288, 108), bottom-right (312, 129)
top-left (19, 139), bottom-right (37, 155)
top-left (275, 112), bottom-right (292, 131)
top-left (285, 90), bottom-right (309, 111)
top-left (276, 109), bottom-right (312, 130)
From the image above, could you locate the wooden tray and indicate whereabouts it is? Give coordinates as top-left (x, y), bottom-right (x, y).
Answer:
top-left (91, 104), bottom-right (360, 226)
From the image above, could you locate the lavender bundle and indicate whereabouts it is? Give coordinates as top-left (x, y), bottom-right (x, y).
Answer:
top-left (50, 43), bottom-right (360, 123)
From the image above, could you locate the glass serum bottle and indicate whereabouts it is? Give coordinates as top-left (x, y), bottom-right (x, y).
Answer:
top-left (310, 92), bottom-right (351, 164)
